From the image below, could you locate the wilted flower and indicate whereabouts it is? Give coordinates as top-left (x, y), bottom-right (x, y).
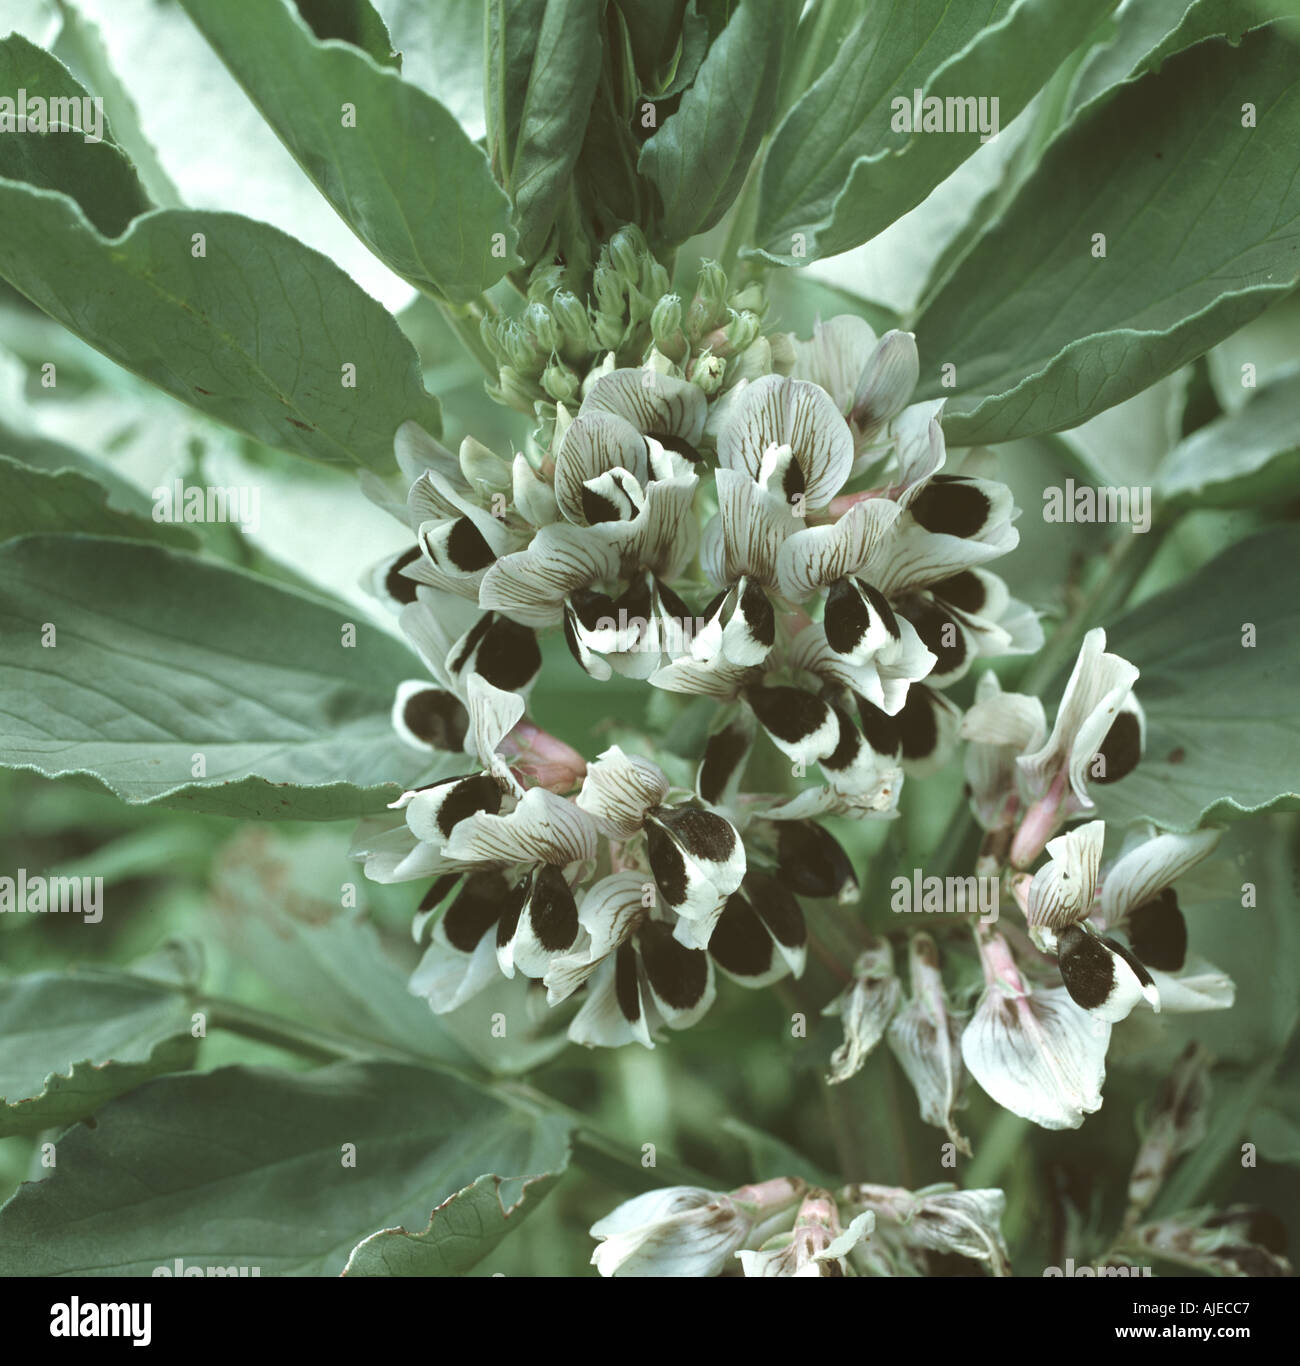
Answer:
top-left (823, 937), bottom-right (902, 1084)
top-left (737, 1191), bottom-right (874, 1277)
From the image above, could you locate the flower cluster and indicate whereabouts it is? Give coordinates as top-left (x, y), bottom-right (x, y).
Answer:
top-left (587, 1176), bottom-right (1010, 1277)
top-left (353, 233), bottom-right (1043, 1050)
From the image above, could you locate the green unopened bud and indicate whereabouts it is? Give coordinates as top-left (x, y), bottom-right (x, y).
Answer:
top-left (479, 315), bottom-right (510, 364)
top-left (524, 301), bottom-right (560, 353)
top-left (609, 225), bottom-right (646, 283)
top-left (594, 314), bottom-right (626, 351)
top-left (642, 260), bottom-right (670, 299)
top-left (527, 264), bottom-right (566, 302)
top-left (593, 264), bottom-right (625, 317)
top-left (541, 361), bottom-right (581, 403)
top-left (497, 365), bottom-right (539, 413)
top-left (651, 293), bottom-right (683, 347)
top-left (500, 320), bottom-right (535, 372)
top-left (689, 352), bottom-right (726, 396)
top-left (688, 260), bottom-right (729, 338)
top-left (551, 289), bottom-right (592, 346)
top-left (726, 310), bottom-right (761, 353)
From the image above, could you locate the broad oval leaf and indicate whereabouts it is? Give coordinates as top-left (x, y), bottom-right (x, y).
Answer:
top-left (0, 1061), bottom-right (572, 1276)
top-left (756, 0), bottom-right (1117, 264)
top-left (912, 23), bottom-right (1300, 445)
top-left (0, 535), bottom-right (428, 818)
top-left (178, 0), bottom-right (518, 301)
top-left (0, 970), bottom-right (199, 1138)
top-left (1093, 525), bottom-right (1300, 830)
top-left (0, 193), bottom-right (441, 472)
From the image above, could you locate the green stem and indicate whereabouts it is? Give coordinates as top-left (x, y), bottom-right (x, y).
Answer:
top-left (435, 297), bottom-right (501, 381)
top-left (718, 148), bottom-right (768, 279)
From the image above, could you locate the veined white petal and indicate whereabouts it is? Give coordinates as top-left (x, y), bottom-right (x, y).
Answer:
top-left (575, 745), bottom-right (670, 838)
top-left (790, 315), bottom-right (878, 413)
top-left (850, 329), bottom-right (920, 438)
top-left (1027, 820), bottom-right (1106, 932)
top-left (398, 594), bottom-right (481, 690)
top-left (1100, 829), bottom-right (1222, 924)
top-left (465, 674), bottom-right (525, 780)
top-left (715, 467), bottom-right (798, 585)
top-left (569, 950), bottom-right (657, 1050)
top-left (396, 419), bottom-right (467, 489)
top-left (1141, 958), bottom-right (1235, 1012)
top-left (718, 374), bottom-right (854, 509)
top-left (553, 411), bottom-right (650, 524)
top-left (479, 522), bottom-right (620, 628)
top-left (776, 499), bottom-right (900, 601)
top-left (580, 367), bottom-right (707, 445)
top-left (962, 979), bottom-right (1110, 1130)
top-left (441, 786), bottom-right (598, 867)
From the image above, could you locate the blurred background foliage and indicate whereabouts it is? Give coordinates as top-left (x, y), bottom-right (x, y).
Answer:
top-left (0, 0), bottom-right (1298, 1275)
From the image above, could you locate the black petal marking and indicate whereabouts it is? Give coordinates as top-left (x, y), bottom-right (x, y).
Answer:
top-left (615, 941), bottom-right (642, 1022)
top-left (746, 684), bottom-right (831, 745)
top-left (496, 870), bottom-right (533, 949)
top-left (859, 579), bottom-right (900, 640)
top-left (1093, 710), bottom-right (1142, 784)
top-left (474, 617), bottom-right (542, 691)
top-left (530, 865), bottom-right (580, 951)
top-left (581, 484), bottom-right (622, 524)
top-left (744, 870), bottom-right (806, 950)
top-left (656, 578), bottom-right (694, 628)
top-left (1058, 925), bottom-right (1154, 1012)
top-left (443, 871), bottom-right (510, 951)
top-left (739, 579), bottom-right (776, 647)
top-left (699, 722), bottom-right (751, 805)
top-left (638, 919), bottom-right (709, 1008)
top-left (650, 431), bottom-right (704, 464)
top-left (385, 546), bottom-right (421, 604)
top-left (775, 820), bottom-right (854, 899)
top-left (822, 706), bottom-right (863, 771)
top-left (436, 773), bottom-right (503, 837)
top-left (930, 570), bottom-right (986, 615)
top-left (709, 891), bottom-right (774, 978)
top-left (418, 874), bottom-right (461, 913)
top-left (825, 578), bottom-right (871, 656)
top-left (909, 475), bottom-right (990, 538)
top-left (645, 820), bottom-right (689, 907)
top-left (1128, 887), bottom-right (1187, 972)
top-left (855, 693), bottom-right (903, 757)
top-left (449, 612), bottom-right (495, 675)
top-left (907, 597), bottom-right (967, 676)
top-left (446, 516), bottom-right (496, 571)
top-left (897, 686), bottom-right (939, 761)
top-left (402, 689), bottom-right (469, 750)
top-left (570, 585), bottom-right (618, 631)
top-left (653, 806), bottom-right (738, 862)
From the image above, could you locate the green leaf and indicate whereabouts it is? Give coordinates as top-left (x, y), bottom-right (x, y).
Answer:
top-left (0, 193), bottom-right (440, 472)
top-left (1066, 0), bottom-right (1263, 115)
top-left (0, 1061), bottom-right (572, 1276)
top-left (1094, 525), bottom-right (1300, 830)
top-left (373, 0), bottom-right (487, 137)
top-left (0, 419), bottom-right (162, 519)
top-left (0, 454), bottom-right (197, 548)
top-left (178, 0), bottom-right (517, 302)
top-left (0, 970), bottom-right (199, 1138)
top-left (1159, 365), bottom-right (1300, 505)
top-left (639, 0), bottom-right (794, 243)
top-left (0, 534), bottom-right (428, 818)
top-left (342, 1122), bottom-right (571, 1274)
top-left (756, 0), bottom-right (1117, 263)
top-left (912, 23), bottom-right (1300, 445)
top-left (487, 0), bottom-right (603, 263)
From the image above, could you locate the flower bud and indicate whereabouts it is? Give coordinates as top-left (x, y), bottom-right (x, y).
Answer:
top-left (541, 361), bottom-right (581, 403)
top-left (500, 320), bottom-right (536, 373)
top-left (551, 289), bottom-right (592, 347)
top-left (524, 301), bottom-right (560, 353)
top-left (592, 264), bottom-right (625, 317)
top-left (651, 293), bottom-right (683, 347)
top-left (728, 282), bottom-right (767, 316)
top-left (495, 365), bottom-right (539, 413)
top-left (726, 309), bottom-right (761, 353)
top-left (688, 259), bottom-right (729, 336)
top-left (642, 259), bottom-right (670, 299)
top-left (594, 313), bottom-right (626, 352)
top-left (609, 225), bottom-right (646, 283)
top-left (527, 264), bottom-right (565, 302)
top-left (689, 352), bottom-right (726, 395)
top-left (479, 315), bottom-right (510, 364)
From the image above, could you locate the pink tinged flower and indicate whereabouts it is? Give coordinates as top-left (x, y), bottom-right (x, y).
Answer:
top-left (961, 932), bottom-right (1111, 1130)
top-left (590, 1178), bottom-right (806, 1277)
top-left (1016, 627), bottom-right (1143, 814)
top-left (960, 671), bottom-right (1047, 831)
top-left (737, 1193), bottom-right (874, 1277)
top-left (843, 1183), bottom-right (1011, 1276)
top-left (496, 720), bottom-right (587, 793)
top-left (886, 933), bottom-right (971, 1155)
top-left (823, 939), bottom-right (903, 1085)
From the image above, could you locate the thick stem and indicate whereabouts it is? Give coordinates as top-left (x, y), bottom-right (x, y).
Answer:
top-left (435, 297), bottom-right (501, 381)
